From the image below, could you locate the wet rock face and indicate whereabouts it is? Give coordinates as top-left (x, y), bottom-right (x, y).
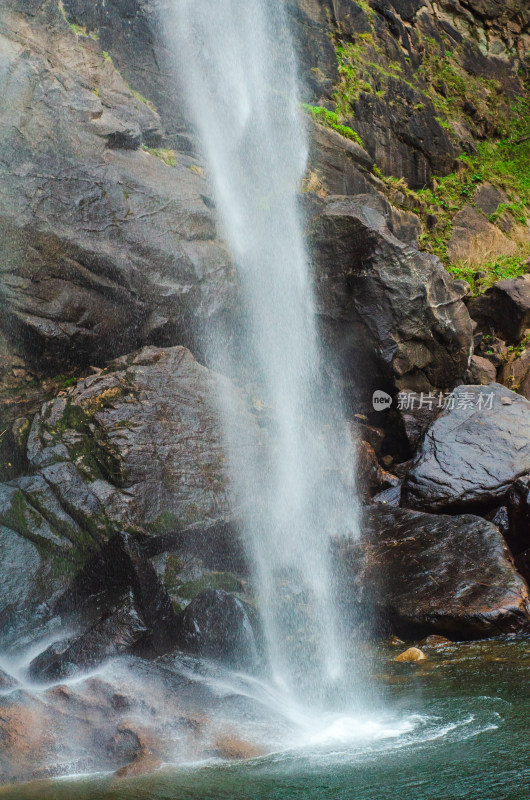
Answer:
top-left (308, 197), bottom-right (473, 405)
top-left (28, 592), bottom-right (147, 682)
top-left (174, 589), bottom-right (262, 670)
top-left (402, 384), bottom-right (530, 512)
top-left (0, 524), bottom-right (45, 620)
top-left (61, 0), bottom-right (191, 148)
top-left (337, 505), bottom-right (530, 639)
top-left (0, 346), bottom-right (264, 568)
top-left (0, 2), bottom-right (236, 374)
top-left (0, 670), bottom-right (186, 783)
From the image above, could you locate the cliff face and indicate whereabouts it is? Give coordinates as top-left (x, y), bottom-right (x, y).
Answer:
top-left (294, 0), bottom-right (528, 181)
top-left (0, 0), bottom-right (529, 683)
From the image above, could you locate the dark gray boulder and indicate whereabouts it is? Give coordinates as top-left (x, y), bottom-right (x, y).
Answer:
top-left (402, 384), bottom-right (530, 512)
top-left (467, 275), bottom-right (530, 344)
top-left (28, 592), bottom-right (147, 682)
top-left (337, 504), bottom-right (530, 638)
top-left (307, 197), bottom-right (474, 406)
top-left (174, 589), bottom-right (262, 670)
top-left (0, 347), bottom-right (264, 564)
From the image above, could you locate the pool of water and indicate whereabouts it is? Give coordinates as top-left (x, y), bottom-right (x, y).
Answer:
top-left (2, 639), bottom-right (529, 800)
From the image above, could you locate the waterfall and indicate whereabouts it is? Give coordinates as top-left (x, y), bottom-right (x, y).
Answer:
top-left (168, 0), bottom-right (360, 707)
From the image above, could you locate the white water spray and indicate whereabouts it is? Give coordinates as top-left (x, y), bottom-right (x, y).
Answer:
top-left (168, 0), bottom-right (360, 706)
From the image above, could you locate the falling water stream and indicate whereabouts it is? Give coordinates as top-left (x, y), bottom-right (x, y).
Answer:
top-left (168, 0), bottom-right (360, 710)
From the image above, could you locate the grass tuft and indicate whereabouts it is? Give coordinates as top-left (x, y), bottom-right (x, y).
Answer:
top-left (302, 104), bottom-right (364, 147)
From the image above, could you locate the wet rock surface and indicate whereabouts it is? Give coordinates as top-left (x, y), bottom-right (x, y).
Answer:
top-left (308, 197), bottom-right (473, 405)
top-left (338, 505), bottom-right (530, 639)
top-left (174, 589), bottom-right (262, 670)
top-left (28, 592), bottom-right (147, 682)
top-left (0, 665), bottom-right (202, 783)
top-left (0, 346), bottom-right (264, 568)
top-left (0, 2), bottom-right (235, 376)
top-left (402, 384), bottom-right (530, 512)
top-left (0, 0), bottom-right (528, 785)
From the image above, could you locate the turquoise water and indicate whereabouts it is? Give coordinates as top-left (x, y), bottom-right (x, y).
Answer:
top-left (2, 640), bottom-right (529, 800)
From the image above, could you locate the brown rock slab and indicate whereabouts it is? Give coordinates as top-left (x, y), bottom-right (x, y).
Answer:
top-left (501, 348), bottom-right (530, 399)
top-left (474, 183), bottom-right (508, 216)
top-left (211, 735), bottom-right (263, 760)
top-left (468, 355), bottom-right (497, 385)
top-left (419, 635), bottom-right (453, 648)
top-left (356, 441), bottom-right (383, 500)
top-left (114, 752), bottom-right (162, 779)
top-left (394, 647), bottom-right (427, 662)
top-left (447, 206), bottom-right (516, 265)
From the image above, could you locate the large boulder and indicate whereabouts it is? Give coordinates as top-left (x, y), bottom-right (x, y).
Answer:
top-left (402, 384), bottom-right (530, 512)
top-left (467, 275), bottom-right (530, 344)
top-left (0, 672), bottom-right (182, 783)
top-left (0, 346), bottom-right (265, 567)
top-left (307, 197), bottom-right (474, 405)
top-left (174, 589), bottom-right (262, 670)
top-left (337, 505), bottom-right (530, 638)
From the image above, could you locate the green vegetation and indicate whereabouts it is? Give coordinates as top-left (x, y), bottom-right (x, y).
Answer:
top-left (142, 146), bottom-right (178, 167)
top-left (355, 0), bottom-right (375, 18)
top-left (51, 372), bottom-right (79, 390)
top-left (374, 89), bottom-right (530, 293)
top-left (447, 253), bottom-right (530, 294)
top-left (301, 104), bottom-right (364, 147)
top-left (415, 122), bottom-right (529, 274)
top-left (418, 40), bottom-right (504, 130)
